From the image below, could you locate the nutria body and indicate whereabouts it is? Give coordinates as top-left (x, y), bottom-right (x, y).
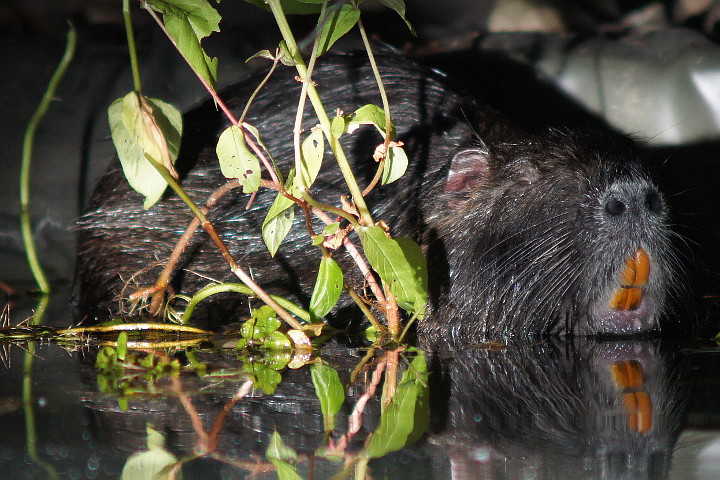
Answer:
top-left (74, 52), bottom-right (676, 338)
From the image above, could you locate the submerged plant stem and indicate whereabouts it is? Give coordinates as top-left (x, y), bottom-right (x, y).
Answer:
top-left (19, 24), bottom-right (76, 293)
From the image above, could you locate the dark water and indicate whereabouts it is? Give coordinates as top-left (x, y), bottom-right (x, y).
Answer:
top-left (1, 285), bottom-right (719, 480)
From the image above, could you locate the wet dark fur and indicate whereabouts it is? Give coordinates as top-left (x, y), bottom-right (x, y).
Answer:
top-left (75, 52), bottom-right (677, 338)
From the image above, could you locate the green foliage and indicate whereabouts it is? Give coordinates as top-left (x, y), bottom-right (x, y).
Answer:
top-left (309, 256), bottom-right (343, 323)
top-left (317, 3), bottom-right (361, 56)
top-left (266, 431), bottom-right (303, 480)
top-left (358, 227), bottom-right (428, 315)
top-left (108, 93), bottom-right (183, 208)
top-left (121, 425), bottom-right (182, 480)
top-left (106, 0), bottom-right (428, 334)
top-left (262, 186), bottom-right (296, 257)
top-left (365, 350), bottom-right (429, 458)
top-left (310, 363), bottom-right (345, 431)
top-left (95, 343), bottom-right (181, 410)
top-left (378, 0), bottom-right (415, 35)
top-left (146, 0), bottom-right (220, 90)
top-left (341, 104), bottom-right (409, 184)
top-left (382, 143), bottom-right (408, 185)
top-left (234, 307), bottom-right (298, 394)
top-left (236, 306), bottom-right (293, 351)
top-left (217, 125), bottom-right (261, 193)
top-left (348, 104), bottom-right (397, 139)
top-left (299, 127), bottom-right (325, 188)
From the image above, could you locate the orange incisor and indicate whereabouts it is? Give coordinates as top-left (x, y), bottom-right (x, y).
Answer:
top-left (610, 247), bottom-right (650, 311)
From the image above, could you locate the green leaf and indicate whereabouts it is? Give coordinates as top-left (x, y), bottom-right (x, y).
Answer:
top-left (330, 114), bottom-right (348, 139)
top-left (378, 0), bottom-right (416, 35)
top-left (381, 145), bottom-right (408, 185)
top-left (264, 331), bottom-right (293, 350)
top-left (311, 363), bottom-right (345, 431)
top-left (147, 0), bottom-right (220, 90)
top-left (348, 104), bottom-right (395, 139)
top-left (249, 363), bottom-right (283, 394)
top-left (317, 4), bottom-right (361, 56)
top-left (267, 430), bottom-right (297, 463)
top-left (358, 227), bottom-right (428, 315)
top-left (265, 350), bottom-right (293, 370)
top-left (242, 305), bottom-right (282, 339)
top-left (121, 426), bottom-right (182, 479)
top-left (238, 306), bottom-right (292, 350)
top-left (262, 191), bottom-right (296, 257)
top-left (322, 223), bottom-right (340, 236)
top-left (298, 127), bottom-right (324, 188)
top-left (266, 431), bottom-right (302, 480)
top-left (117, 332), bottom-right (128, 361)
top-left (108, 93), bottom-right (182, 209)
top-left (365, 351), bottom-right (428, 458)
top-left (308, 257), bottom-right (343, 323)
top-left (242, 122), bottom-right (281, 179)
top-left (146, 425), bottom-right (166, 450)
top-left (216, 125), bottom-right (261, 193)
top-left (246, 49), bottom-right (274, 62)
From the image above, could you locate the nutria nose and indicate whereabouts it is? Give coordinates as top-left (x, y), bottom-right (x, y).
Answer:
top-left (604, 188), bottom-right (664, 219)
top-left (605, 197), bottom-right (626, 216)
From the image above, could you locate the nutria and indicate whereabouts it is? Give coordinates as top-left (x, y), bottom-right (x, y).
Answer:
top-left (74, 52), bottom-right (676, 338)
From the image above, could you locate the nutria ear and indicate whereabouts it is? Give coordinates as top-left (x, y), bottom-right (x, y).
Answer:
top-left (444, 148), bottom-right (490, 195)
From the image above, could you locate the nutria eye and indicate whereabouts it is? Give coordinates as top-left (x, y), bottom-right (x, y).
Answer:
top-left (517, 178), bottom-right (532, 187)
top-left (645, 190), bottom-right (663, 214)
top-left (605, 197), bottom-right (626, 216)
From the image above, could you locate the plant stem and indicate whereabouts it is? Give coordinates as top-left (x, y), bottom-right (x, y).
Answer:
top-left (182, 283), bottom-right (310, 324)
top-left (122, 0), bottom-right (142, 93)
top-left (144, 154), bottom-right (303, 330)
top-left (23, 296), bottom-right (58, 479)
top-left (19, 24), bottom-right (76, 293)
top-left (266, 0), bottom-right (374, 227)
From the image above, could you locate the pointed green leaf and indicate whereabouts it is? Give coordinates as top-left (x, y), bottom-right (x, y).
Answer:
top-left (308, 257), bottom-right (343, 323)
top-left (365, 351), bottom-right (428, 458)
top-left (311, 363), bottom-right (345, 431)
top-left (216, 125), bottom-right (261, 193)
top-left (378, 0), bottom-right (416, 35)
top-left (317, 4), bottom-right (361, 56)
top-left (262, 191), bottom-right (295, 257)
top-left (298, 127), bottom-right (324, 188)
top-left (266, 430), bottom-right (297, 463)
top-left (147, 0), bottom-right (220, 90)
top-left (358, 226), bottom-right (427, 315)
top-left (266, 431), bottom-right (302, 480)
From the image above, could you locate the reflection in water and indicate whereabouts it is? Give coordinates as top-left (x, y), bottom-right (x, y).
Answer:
top-left (0, 290), bottom-right (703, 479)
top-left (419, 337), bottom-right (687, 480)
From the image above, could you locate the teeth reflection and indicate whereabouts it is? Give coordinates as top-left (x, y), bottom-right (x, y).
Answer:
top-left (612, 361), bottom-right (653, 434)
top-left (610, 248), bottom-right (650, 311)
